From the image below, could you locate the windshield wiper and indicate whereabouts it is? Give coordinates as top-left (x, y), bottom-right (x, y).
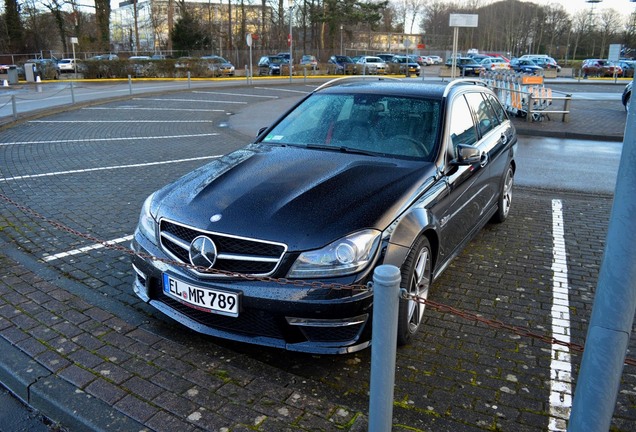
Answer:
top-left (305, 143), bottom-right (378, 156)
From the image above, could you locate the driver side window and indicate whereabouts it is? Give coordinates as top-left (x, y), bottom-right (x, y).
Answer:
top-left (448, 95), bottom-right (476, 159)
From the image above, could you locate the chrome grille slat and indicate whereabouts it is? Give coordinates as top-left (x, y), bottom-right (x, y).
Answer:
top-left (159, 219), bottom-right (286, 277)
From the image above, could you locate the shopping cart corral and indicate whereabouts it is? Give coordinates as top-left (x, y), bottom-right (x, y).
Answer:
top-left (482, 71), bottom-right (572, 122)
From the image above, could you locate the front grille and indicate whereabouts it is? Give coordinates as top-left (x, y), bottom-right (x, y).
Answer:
top-left (159, 219), bottom-right (286, 277)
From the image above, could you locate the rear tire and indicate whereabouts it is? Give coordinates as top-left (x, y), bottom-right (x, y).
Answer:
top-left (491, 165), bottom-right (514, 223)
top-left (397, 236), bottom-right (432, 345)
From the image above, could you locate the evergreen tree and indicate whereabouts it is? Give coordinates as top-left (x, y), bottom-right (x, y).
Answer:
top-left (4, 0), bottom-right (24, 52)
top-left (172, 11), bottom-right (211, 52)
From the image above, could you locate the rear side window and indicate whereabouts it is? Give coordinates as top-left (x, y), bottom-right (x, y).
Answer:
top-left (485, 94), bottom-right (507, 124)
top-left (465, 92), bottom-right (496, 137)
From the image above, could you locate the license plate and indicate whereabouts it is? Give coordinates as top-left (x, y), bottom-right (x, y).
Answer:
top-left (163, 274), bottom-right (239, 317)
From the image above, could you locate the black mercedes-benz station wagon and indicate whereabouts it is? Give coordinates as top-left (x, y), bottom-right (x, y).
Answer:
top-left (131, 78), bottom-right (517, 354)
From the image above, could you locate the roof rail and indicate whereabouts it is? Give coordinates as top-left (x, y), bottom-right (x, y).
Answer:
top-left (314, 75), bottom-right (401, 92)
top-left (442, 78), bottom-right (487, 98)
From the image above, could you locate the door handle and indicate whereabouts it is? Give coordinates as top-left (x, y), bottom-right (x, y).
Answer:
top-left (480, 151), bottom-right (489, 167)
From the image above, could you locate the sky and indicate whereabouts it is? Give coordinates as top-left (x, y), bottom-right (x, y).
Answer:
top-left (530, 0), bottom-right (636, 16)
top-left (109, 0), bottom-right (636, 17)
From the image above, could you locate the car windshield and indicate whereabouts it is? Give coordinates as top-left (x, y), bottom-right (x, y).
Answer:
top-left (261, 93), bottom-right (441, 160)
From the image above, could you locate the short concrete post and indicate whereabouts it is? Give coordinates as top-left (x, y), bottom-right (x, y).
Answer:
top-left (368, 265), bottom-right (401, 432)
top-left (11, 95), bottom-right (17, 120)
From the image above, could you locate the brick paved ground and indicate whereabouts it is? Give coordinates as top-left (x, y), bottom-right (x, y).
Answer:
top-left (0, 80), bottom-right (633, 431)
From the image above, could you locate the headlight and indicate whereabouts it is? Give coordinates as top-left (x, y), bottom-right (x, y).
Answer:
top-left (288, 230), bottom-right (381, 278)
top-left (137, 193), bottom-right (157, 240)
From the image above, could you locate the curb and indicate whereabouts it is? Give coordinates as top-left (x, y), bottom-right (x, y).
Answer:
top-left (0, 338), bottom-right (145, 432)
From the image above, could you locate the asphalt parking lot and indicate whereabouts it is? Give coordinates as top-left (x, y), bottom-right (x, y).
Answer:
top-left (0, 81), bottom-right (634, 431)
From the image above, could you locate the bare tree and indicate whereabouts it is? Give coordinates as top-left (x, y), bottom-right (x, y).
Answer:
top-left (543, 4), bottom-right (570, 57)
top-left (570, 10), bottom-right (593, 61)
top-left (597, 8), bottom-right (622, 58)
top-left (394, 0), bottom-right (426, 34)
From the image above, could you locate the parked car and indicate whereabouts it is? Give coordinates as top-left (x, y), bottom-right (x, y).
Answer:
top-left (130, 77), bottom-right (517, 354)
top-left (617, 60), bottom-right (635, 77)
top-left (89, 54), bottom-right (119, 61)
top-left (200, 55), bottom-right (235, 76)
top-left (277, 52), bottom-right (291, 62)
top-left (326, 55), bottom-right (355, 75)
top-left (257, 55), bottom-right (289, 76)
top-left (467, 53), bottom-right (491, 63)
top-left (128, 56), bottom-right (152, 77)
top-left (509, 58), bottom-right (543, 74)
top-left (56, 58), bottom-right (77, 73)
top-left (532, 57), bottom-right (561, 72)
top-left (445, 57), bottom-right (486, 76)
top-left (354, 56), bottom-right (388, 74)
top-left (582, 59), bottom-right (623, 77)
top-left (387, 55), bottom-right (420, 76)
top-left (427, 55), bottom-right (443, 65)
top-left (376, 53), bottom-right (396, 63)
top-left (407, 54), bottom-right (426, 66)
top-left (25, 59), bottom-right (58, 80)
top-left (300, 55), bottom-right (318, 70)
top-left (480, 57), bottom-right (510, 71)
top-left (623, 81), bottom-right (632, 112)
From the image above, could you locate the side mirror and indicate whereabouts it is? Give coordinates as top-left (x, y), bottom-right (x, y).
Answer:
top-left (455, 144), bottom-right (482, 165)
top-left (257, 127), bottom-right (268, 138)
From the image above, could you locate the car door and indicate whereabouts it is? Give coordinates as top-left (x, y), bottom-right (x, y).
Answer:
top-left (463, 91), bottom-right (511, 215)
top-left (433, 92), bottom-right (490, 264)
top-left (476, 92), bottom-right (516, 193)
top-left (434, 89), bottom-right (512, 265)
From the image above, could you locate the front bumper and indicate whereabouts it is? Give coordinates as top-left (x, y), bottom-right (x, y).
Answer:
top-left (131, 232), bottom-right (374, 354)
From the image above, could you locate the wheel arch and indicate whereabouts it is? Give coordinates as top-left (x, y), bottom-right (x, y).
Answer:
top-left (382, 207), bottom-right (440, 276)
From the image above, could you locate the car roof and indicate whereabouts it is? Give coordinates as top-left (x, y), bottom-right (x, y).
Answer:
top-left (314, 78), bottom-right (489, 100)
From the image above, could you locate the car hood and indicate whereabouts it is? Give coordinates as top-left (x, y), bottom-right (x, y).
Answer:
top-left (153, 144), bottom-right (434, 251)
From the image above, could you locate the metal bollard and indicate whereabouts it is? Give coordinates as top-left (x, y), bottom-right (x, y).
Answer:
top-left (187, 71), bottom-right (191, 89)
top-left (128, 75), bottom-right (132, 95)
top-left (562, 95), bottom-right (571, 123)
top-left (70, 81), bottom-right (75, 104)
top-left (368, 265), bottom-right (401, 432)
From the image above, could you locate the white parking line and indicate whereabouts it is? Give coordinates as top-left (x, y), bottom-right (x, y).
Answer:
top-left (136, 98), bottom-right (248, 104)
top-left (42, 235), bottom-right (134, 262)
top-left (29, 120), bottom-right (217, 123)
top-left (0, 155), bottom-right (220, 182)
top-left (0, 133), bottom-right (219, 146)
top-left (253, 87), bottom-right (310, 94)
top-left (193, 91), bottom-right (278, 99)
top-left (548, 199), bottom-right (572, 431)
top-left (85, 107), bottom-right (226, 112)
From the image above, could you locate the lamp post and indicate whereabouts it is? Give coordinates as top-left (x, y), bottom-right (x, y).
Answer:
top-left (340, 25), bottom-right (343, 55)
top-left (288, 0), bottom-right (293, 82)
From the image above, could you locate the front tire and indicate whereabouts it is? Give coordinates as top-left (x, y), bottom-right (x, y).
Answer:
top-left (397, 236), bottom-right (432, 345)
top-left (492, 165), bottom-right (514, 223)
